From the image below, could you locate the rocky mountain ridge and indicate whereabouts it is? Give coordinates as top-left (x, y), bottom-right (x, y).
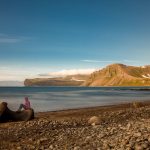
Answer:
top-left (83, 63), bottom-right (150, 86)
top-left (24, 74), bottom-right (89, 86)
top-left (24, 64), bottom-right (150, 86)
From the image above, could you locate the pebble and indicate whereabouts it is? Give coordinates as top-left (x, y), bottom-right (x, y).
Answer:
top-left (74, 146), bottom-right (80, 150)
top-left (134, 144), bottom-right (144, 150)
top-left (134, 132), bottom-right (142, 137)
top-left (88, 116), bottom-right (101, 125)
top-left (1, 105), bottom-right (150, 149)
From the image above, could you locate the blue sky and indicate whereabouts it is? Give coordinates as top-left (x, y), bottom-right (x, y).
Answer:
top-left (0, 0), bottom-right (150, 81)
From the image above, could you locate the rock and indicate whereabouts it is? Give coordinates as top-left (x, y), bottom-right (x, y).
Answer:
top-left (85, 136), bottom-right (91, 142)
top-left (16, 146), bottom-right (21, 150)
top-left (103, 142), bottom-right (110, 149)
top-left (49, 145), bottom-right (54, 149)
top-left (74, 146), bottom-right (80, 150)
top-left (37, 139), bottom-right (41, 145)
top-left (134, 144), bottom-right (144, 150)
top-left (134, 132), bottom-right (142, 137)
top-left (39, 137), bottom-right (48, 142)
top-left (142, 143), bottom-right (149, 148)
top-left (122, 139), bottom-right (129, 145)
top-left (29, 145), bottom-right (35, 149)
top-left (147, 137), bottom-right (150, 142)
top-left (88, 116), bottom-right (101, 125)
top-left (127, 123), bottom-right (131, 130)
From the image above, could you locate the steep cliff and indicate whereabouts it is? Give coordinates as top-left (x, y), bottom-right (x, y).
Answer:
top-left (82, 64), bottom-right (150, 86)
top-left (24, 74), bottom-right (89, 86)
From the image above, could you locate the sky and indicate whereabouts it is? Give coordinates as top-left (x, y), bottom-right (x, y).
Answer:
top-left (0, 0), bottom-right (150, 81)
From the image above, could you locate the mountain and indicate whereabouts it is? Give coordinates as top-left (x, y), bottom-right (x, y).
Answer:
top-left (24, 74), bottom-right (89, 86)
top-left (82, 64), bottom-right (150, 86)
top-left (0, 81), bottom-right (23, 86)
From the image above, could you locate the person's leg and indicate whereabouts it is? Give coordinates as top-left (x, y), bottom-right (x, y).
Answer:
top-left (18, 104), bottom-right (26, 111)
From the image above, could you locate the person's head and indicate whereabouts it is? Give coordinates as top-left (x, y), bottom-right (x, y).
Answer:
top-left (25, 97), bottom-right (29, 102)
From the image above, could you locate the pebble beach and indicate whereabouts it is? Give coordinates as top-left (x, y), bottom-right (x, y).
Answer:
top-left (1, 101), bottom-right (150, 150)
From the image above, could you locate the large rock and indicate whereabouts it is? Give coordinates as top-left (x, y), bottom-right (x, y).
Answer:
top-left (0, 102), bottom-right (34, 122)
top-left (88, 116), bottom-right (101, 126)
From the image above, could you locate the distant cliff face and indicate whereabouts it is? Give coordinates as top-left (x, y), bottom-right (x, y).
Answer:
top-left (82, 64), bottom-right (150, 86)
top-left (24, 64), bottom-right (150, 87)
top-left (24, 74), bottom-right (89, 86)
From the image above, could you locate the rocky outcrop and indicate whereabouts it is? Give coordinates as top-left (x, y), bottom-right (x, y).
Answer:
top-left (83, 64), bottom-right (150, 86)
top-left (24, 64), bottom-right (150, 87)
top-left (24, 74), bottom-right (89, 86)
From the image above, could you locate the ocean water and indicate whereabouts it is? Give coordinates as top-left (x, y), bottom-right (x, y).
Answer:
top-left (0, 86), bottom-right (150, 112)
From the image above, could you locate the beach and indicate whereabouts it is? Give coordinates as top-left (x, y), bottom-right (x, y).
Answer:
top-left (1, 101), bottom-right (150, 149)
top-left (1, 0), bottom-right (150, 149)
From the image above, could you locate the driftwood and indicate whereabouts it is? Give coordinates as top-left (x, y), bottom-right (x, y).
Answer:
top-left (0, 102), bottom-right (34, 122)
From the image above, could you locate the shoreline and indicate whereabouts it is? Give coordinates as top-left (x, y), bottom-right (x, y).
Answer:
top-left (36, 100), bottom-right (150, 119)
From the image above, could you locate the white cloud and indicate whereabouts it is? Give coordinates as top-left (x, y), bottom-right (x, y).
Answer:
top-left (81, 60), bottom-right (115, 63)
top-left (123, 59), bottom-right (138, 63)
top-left (0, 33), bottom-right (32, 43)
top-left (0, 33), bottom-right (21, 43)
top-left (39, 68), bottom-right (96, 77)
top-left (0, 33), bottom-right (6, 36)
top-left (81, 59), bottom-right (139, 63)
top-left (0, 66), bottom-right (95, 81)
top-left (0, 38), bottom-right (21, 43)
top-left (0, 66), bottom-right (39, 81)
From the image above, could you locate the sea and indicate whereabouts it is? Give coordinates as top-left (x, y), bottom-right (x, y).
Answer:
top-left (0, 86), bottom-right (150, 112)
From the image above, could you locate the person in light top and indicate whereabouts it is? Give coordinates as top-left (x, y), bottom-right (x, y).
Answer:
top-left (18, 97), bottom-right (31, 111)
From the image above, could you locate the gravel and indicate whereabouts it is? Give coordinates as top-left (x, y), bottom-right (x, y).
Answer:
top-left (1, 105), bottom-right (150, 149)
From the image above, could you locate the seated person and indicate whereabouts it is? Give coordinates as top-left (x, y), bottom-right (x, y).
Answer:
top-left (18, 97), bottom-right (31, 111)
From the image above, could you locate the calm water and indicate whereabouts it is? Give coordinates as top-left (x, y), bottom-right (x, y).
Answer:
top-left (0, 86), bottom-right (150, 112)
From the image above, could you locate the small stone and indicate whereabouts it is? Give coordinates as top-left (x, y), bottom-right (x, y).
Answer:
top-left (91, 122), bottom-right (96, 126)
top-left (85, 136), bottom-right (91, 142)
top-left (74, 146), bottom-right (80, 150)
top-left (40, 137), bottom-right (48, 142)
top-left (122, 139), bottom-right (129, 145)
top-left (103, 142), bottom-right (110, 149)
top-left (127, 123), bottom-right (131, 130)
top-left (29, 138), bottom-right (33, 142)
top-left (37, 140), bottom-right (41, 145)
top-left (128, 141), bottom-right (135, 148)
top-left (141, 143), bottom-right (148, 148)
top-left (29, 145), bottom-right (35, 149)
top-left (17, 147), bottom-right (21, 150)
top-left (134, 132), bottom-right (142, 137)
top-left (49, 145), bottom-right (54, 149)
top-left (147, 137), bottom-right (150, 142)
top-left (40, 146), bottom-right (45, 150)
top-left (134, 144), bottom-right (144, 150)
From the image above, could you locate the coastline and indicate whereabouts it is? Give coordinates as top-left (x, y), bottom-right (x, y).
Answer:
top-left (1, 100), bottom-right (150, 149)
top-left (36, 100), bottom-right (150, 119)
